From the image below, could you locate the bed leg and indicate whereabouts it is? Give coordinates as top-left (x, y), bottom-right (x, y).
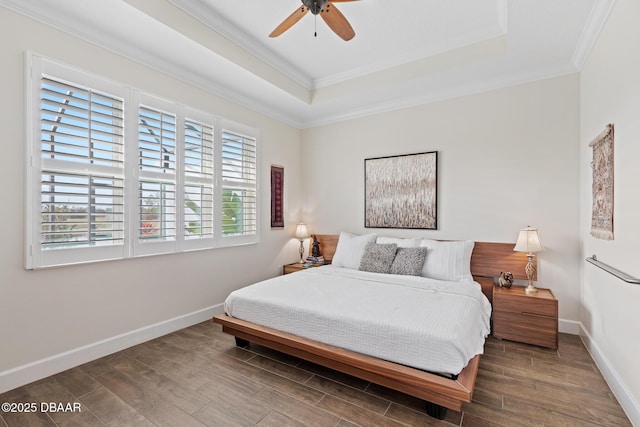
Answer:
top-left (234, 337), bottom-right (249, 347)
top-left (425, 401), bottom-right (447, 420)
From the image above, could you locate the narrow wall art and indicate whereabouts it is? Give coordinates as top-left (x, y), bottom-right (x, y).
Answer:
top-left (271, 165), bottom-right (284, 228)
top-left (589, 124), bottom-right (614, 240)
top-left (364, 151), bottom-right (437, 229)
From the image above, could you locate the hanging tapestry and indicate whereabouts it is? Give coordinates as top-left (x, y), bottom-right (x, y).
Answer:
top-left (589, 124), bottom-right (614, 240)
top-left (271, 165), bottom-right (284, 228)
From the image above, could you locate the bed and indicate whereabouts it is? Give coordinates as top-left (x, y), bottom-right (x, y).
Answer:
top-left (213, 234), bottom-right (531, 418)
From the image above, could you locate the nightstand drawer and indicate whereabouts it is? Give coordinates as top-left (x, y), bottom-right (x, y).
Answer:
top-left (283, 263), bottom-right (305, 274)
top-left (494, 294), bottom-right (557, 318)
top-left (493, 311), bottom-right (558, 348)
top-left (283, 262), bottom-right (330, 275)
top-left (493, 310), bottom-right (557, 331)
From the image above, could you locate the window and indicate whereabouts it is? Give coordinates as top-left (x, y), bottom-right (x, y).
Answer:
top-left (183, 118), bottom-right (214, 241)
top-left (137, 106), bottom-right (177, 242)
top-left (26, 55), bottom-right (259, 269)
top-left (221, 129), bottom-right (257, 241)
top-left (40, 78), bottom-right (125, 250)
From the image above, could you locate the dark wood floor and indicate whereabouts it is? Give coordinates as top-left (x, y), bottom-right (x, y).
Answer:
top-left (0, 321), bottom-right (631, 426)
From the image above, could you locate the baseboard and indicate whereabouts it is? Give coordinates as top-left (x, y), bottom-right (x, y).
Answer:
top-left (2, 310), bottom-right (637, 427)
top-left (579, 323), bottom-right (640, 426)
top-left (0, 303), bottom-right (224, 394)
top-left (558, 318), bottom-right (581, 335)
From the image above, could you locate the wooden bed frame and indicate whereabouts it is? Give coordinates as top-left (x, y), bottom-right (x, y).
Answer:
top-left (213, 235), bottom-right (531, 418)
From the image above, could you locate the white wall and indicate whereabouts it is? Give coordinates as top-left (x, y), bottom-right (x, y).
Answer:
top-left (0, 7), bottom-right (302, 388)
top-left (580, 0), bottom-right (640, 423)
top-left (302, 75), bottom-right (582, 321)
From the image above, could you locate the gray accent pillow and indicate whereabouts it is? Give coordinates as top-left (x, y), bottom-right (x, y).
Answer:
top-left (391, 247), bottom-right (428, 276)
top-left (358, 242), bottom-right (398, 274)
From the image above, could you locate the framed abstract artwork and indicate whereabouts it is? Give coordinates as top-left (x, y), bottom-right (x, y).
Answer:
top-left (271, 165), bottom-right (284, 228)
top-left (364, 151), bottom-right (437, 229)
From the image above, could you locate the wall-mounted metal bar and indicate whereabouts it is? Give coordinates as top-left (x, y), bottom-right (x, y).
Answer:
top-left (586, 255), bottom-right (640, 284)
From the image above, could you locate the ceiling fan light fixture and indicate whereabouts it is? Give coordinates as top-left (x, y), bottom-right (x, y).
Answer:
top-left (270, 0), bottom-right (357, 41)
top-left (303, 0), bottom-right (328, 15)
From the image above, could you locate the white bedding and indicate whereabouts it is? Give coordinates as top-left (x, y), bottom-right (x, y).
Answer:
top-left (224, 266), bottom-right (492, 375)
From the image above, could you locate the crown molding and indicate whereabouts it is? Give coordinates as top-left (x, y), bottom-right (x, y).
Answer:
top-left (314, 28), bottom-right (507, 89)
top-left (571, 0), bottom-right (616, 70)
top-left (314, 0), bottom-right (508, 89)
top-left (0, 0), bottom-right (605, 131)
top-left (167, 0), bottom-right (313, 90)
top-left (0, 0), bottom-right (306, 128)
top-left (302, 61), bottom-right (579, 128)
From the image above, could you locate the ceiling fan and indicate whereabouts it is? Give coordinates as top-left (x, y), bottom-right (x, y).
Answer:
top-left (269, 0), bottom-right (359, 41)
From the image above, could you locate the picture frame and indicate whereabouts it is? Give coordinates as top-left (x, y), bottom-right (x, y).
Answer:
top-left (364, 151), bottom-right (437, 229)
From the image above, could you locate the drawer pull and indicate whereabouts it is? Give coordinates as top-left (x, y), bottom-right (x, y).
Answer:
top-left (521, 312), bottom-right (553, 319)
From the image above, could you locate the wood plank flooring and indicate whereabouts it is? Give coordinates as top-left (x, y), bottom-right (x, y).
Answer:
top-left (0, 321), bottom-right (631, 426)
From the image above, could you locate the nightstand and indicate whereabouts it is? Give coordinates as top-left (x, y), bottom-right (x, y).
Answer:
top-left (283, 262), bottom-right (329, 275)
top-left (283, 263), bottom-right (308, 275)
top-left (492, 285), bottom-right (558, 349)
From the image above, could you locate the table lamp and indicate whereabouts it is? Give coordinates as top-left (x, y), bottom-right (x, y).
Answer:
top-left (294, 223), bottom-right (309, 263)
top-left (513, 226), bottom-right (544, 293)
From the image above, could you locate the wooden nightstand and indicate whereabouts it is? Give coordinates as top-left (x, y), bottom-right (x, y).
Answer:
top-left (283, 263), bottom-right (308, 275)
top-left (283, 262), bottom-right (329, 275)
top-left (492, 285), bottom-right (558, 349)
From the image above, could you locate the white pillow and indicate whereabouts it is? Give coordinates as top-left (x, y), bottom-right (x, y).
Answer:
top-left (332, 232), bottom-right (377, 269)
top-left (376, 236), bottom-right (422, 248)
top-left (419, 239), bottom-right (474, 281)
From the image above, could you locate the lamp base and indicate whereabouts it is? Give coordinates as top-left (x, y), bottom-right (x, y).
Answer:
top-left (298, 239), bottom-right (305, 263)
top-left (524, 254), bottom-right (538, 293)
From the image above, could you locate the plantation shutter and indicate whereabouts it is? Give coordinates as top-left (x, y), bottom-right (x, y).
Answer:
top-left (137, 105), bottom-right (177, 243)
top-left (221, 130), bottom-right (257, 238)
top-left (39, 76), bottom-right (125, 250)
top-left (184, 118), bottom-right (214, 240)
top-left (28, 55), bottom-right (261, 268)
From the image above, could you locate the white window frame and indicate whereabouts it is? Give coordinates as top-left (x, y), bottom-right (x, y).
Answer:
top-left (131, 93), bottom-right (180, 257)
top-left (220, 120), bottom-right (260, 247)
top-left (25, 53), bottom-right (259, 269)
top-left (26, 55), bottom-right (131, 268)
top-left (181, 107), bottom-right (217, 251)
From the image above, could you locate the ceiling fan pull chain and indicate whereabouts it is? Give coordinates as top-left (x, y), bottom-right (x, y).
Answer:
top-left (314, 13), bottom-right (317, 37)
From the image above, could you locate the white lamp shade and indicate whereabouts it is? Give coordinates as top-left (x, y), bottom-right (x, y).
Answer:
top-left (294, 223), bottom-right (309, 239)
top-left (513, 226), bottom-right (544, 253)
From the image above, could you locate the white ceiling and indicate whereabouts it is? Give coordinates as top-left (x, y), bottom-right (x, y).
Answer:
top-left (2, 0), bottom-right (615, 128)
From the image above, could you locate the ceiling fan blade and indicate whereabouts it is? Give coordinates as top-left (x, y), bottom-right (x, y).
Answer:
top-left (329, 0), bottom-right (360, 2)
top-left (320, 3), bottom-right (355, 41)
top-left (269, 6), bottom-right (309, 37)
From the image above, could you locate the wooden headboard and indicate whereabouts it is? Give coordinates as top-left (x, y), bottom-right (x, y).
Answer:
top-left (308, 234), bottom-right (340, 261)
top-left (309, 234), bottom-right (533, 305)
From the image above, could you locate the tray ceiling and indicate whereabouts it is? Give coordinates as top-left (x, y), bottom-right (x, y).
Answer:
top-left (1, 0), bottom-right (614, 128)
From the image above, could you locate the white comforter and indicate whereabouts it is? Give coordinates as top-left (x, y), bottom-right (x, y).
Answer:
top-left (224, 266), bottom-right (492, 375)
